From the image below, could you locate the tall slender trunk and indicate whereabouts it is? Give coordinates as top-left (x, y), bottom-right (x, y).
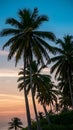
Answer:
top-left (15, 126), bottom-right (17, 130)
top-left (67, 68), bottom-right (73, 108)
top-left (29, 64), bottom-right (42, 130)
top-left (38, 91), bottom-right (51, 125)
top-left (50, 103), bottom-right (52, 112)
top-left (42, 103), bottom-right (51, 124)
top-left (23, 55), bottom-right (32, 130)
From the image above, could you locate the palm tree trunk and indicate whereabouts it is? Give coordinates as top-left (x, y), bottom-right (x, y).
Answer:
top-left (50, 103), bottom-right (52, 112)
top-left (15, 126), bottom-right (17, 130)
top-left (23, 55), bottom-right (32, 130)
top-left (29, 64), bottom-right (42, 130)
top-left (67, 68), bottom-right (73, 108)
top-left (42, 103), bottom-right (51, 124)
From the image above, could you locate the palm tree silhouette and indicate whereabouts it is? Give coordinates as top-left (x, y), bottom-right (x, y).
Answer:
top-left (57, 77), bottom-right (71, 109)
top-left (0, 8), bottom-right (56, 130)
top-left (50, 35), bottom-right (73, 108)
top-left (8, 117), bottom-right (23, 130)
top-left (36, 77), bottom-right (58, 120)
top-left (17, 61), bottom-right (58, 124)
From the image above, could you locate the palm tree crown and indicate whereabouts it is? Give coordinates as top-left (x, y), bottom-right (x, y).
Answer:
top-left (17, 61), bottom-right (58, 109)
top-left (51, 35), bottom-right (73, 78)
top-left (8, 117), bottom-right (23, 130)
top-left (50, 35), bottom-right (73, 107)
top-left (0, 8), bottom-right (56, 65)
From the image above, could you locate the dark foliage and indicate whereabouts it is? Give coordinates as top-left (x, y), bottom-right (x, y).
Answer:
top-left (22, 110), bottom-right (73, 130)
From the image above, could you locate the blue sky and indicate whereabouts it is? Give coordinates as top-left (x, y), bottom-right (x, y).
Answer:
top-left (0, 0), bottom-right (73, 67)
top-left (0, 0), bottom-right (73, 37)
top-left (0, 0), bottom-right (73, 129)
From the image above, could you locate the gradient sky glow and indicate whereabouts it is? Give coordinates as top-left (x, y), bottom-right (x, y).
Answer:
top-left (0, 0), bottom-right (73, 129)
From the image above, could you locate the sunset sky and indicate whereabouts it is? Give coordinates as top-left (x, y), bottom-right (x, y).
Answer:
top-left (0, 0), bottom-right (73, 129)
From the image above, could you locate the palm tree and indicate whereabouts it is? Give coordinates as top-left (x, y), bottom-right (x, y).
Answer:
top-left (8, 117), bottom-right (23, 130)
top-left (0, 8), bottom-right (56, 130)
top-left (36, 81), bottom-right (58, 116)
top-left (17, 61), bottom-right (58, 124)
top-left (59, 94), bottom-right (70, 111)
top-left (50, 35), bottom-right (73, 108)
top-left (57, 77), bottom-right (71, 109)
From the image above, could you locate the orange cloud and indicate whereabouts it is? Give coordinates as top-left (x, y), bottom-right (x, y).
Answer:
top-left (0, 93), bottom-right (35, 117)
top-left (0, 69), bottom-right (18, 77)
top-left (0, 93), bottom-right (44, 119)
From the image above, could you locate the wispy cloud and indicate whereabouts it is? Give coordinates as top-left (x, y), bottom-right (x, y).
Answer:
top-left (0, 93), bottom-right (24, 100)
top-left (0, 68), bottom-right (18, 77)
top-left (0, 50), bottom-right (9, 56)
top-left (0, 93), bottom-right (33, 103)
top-left (41, 67), bottom-right (50, 74)
top-left (0, 94), bottom-right (25, 114)
top-left (0, 93), bottom-right (34, 116)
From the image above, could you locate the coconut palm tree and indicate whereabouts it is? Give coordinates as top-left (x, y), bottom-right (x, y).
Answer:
top-left (50, 35), bottom-right (73, 107)
top-left (17, 61), bottom-right (58, 124)
top-left (8, 117), bottom-right (23, 130)
top-left (0, 8), bottom-right (56, 130)
top-left (59, 94), bottom-right (70, 111)
top-left (36, 81), bottom-right (58, 116)
top-left (57, 77), bottom-right (71, 109)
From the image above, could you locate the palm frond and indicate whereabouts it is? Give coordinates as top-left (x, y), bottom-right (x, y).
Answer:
top-left (31, 8), bottom-right (38, 20)
top-left (51, 55), bottom-right (63, 62)
top-left (35, 36), bottom-right (56, 54)
top-left (34, 31), bottom-right (56, 41)
top-left (34, 37), bottom-right (50, 61)
top-left (50, 60), bottom-right (61, 74)
top-left (0, 28), bottom-right (20, 36)
top-left (6, 18), bottom-right (22, 28)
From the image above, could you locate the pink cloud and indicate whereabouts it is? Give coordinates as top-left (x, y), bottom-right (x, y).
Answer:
top-left (0, 69), bottom-right (18, 77)
top-left (0, 50), bottom-right (9, 56)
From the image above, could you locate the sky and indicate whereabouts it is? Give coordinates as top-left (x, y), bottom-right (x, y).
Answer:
top-left (0, 0), bottom-right (73, 129)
